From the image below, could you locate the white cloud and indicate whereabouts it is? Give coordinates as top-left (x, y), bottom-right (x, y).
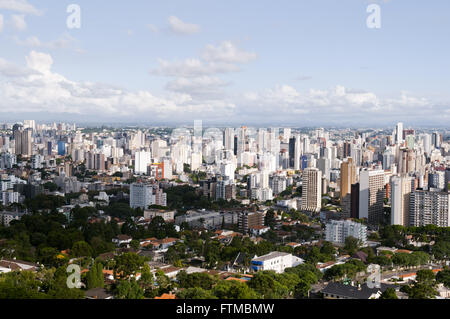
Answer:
top-left (0, 51), bottom-right (236, 121)
top-left (11, 14), bottom-right (27, 31)
top-left (0, 14), bottom-right (3, 32)
top-left (151, 41), bottom-right (255, 78)
top-left (0, 52), bottom-right (447, 125)
top-left (151, 58), bottom-right (240, 77)
top-left (25, 50), bottom-right (53, 73)
top-left (0, 0), bottom-right (42, 15)
top-left (166, 76), bottom-right (230, 98)
top-left (202, 41), bottom-right (257, 64)
top-left (168, 16), bottom-right (200, 35)
top-left (151, 41), bottom-right (256, 100)
top-left (239, 84), bottom-right (445, 125)
top-left (13, 33), bottom-right (80, 52)
top-left (0, 56), bottom-right (39, 77)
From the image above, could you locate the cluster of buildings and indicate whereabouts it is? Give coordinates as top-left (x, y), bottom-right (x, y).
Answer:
top-left (0, 120), bottom-right (448, 231)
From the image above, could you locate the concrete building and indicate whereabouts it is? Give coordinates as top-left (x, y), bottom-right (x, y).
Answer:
top-left (144, 209), bottom-right (175, 222)
top-left (301, 168), bottom-right (322, 213)
top-left (410, 190), bottom-right (450, 227)
top-left (238, 211), bottom-right (264, 234)
top-left (14, 126), bottom-right (32, 157)
top-left (340, 158), bottom-right (357, 218)
top-left (390, 176), bottom-right (413, 226)
top-left (175, 210), bottom-right (239, 229)
top-left (130, 183), bottom-right (153, 209)
top-left (251, 252), bottom-right (304, 273)
top-left (359, 169), bottom-right (386, 225)
top-left (325, 219), bottom-right (367, 246)
top-left (135, 151), bottom-right (151, 175)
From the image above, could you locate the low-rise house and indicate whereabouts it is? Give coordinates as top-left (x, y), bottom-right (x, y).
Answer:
top-left (85, 288), bottom-right (114, 299)
top-left (251, 252), bottom-right (304, 274)
top-left (112, 234), bottom-right (132, 247)
top-left (160, 266), bottom-right (182, 279)
top-left (159, 238), bottom-right (179, 250)
top-left (437, 283), bottom-right (450, 299)
top-left (286, 242), bottom-right (302, 249)
top-left (316, 261), bottom-right (339, 272)
top-left (140, 237), bottom-right (179, 251)
top-left (0, 258), bottom-right (39, 273)
top-left (184, 266), bottom-right (207, 274)
top-left (353, 251), bottom-right (368, 263)
top-left (321, 282), bottom-right (394, 299)
top-left (155, 293), bottom-right (176, 299)
top-left (376, 246), bottom-right (397, 256)
top-left (249, 225), bottom-right (270, 237)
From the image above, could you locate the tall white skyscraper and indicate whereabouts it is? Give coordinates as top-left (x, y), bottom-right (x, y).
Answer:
top-left (283, 128), bottom-right (291, 143)
top-left (224, 128), bottom-right (235, 151)
top-left (294, 135), bottom-right (302, 170)
top-left (390, 176), bottom-right (413, 226)
top-left (301, 168), bottom-right (322, 213)
top-left (135, 151), bottom-right (151, 175)
top-left (302, 136), bottom-right (310, 154)
top-left (422, 133), bottom-right (432, 154)
top-left (23, 120), bottom-right (36, 132)
top-left (395, 122), bottom-right (404, 145)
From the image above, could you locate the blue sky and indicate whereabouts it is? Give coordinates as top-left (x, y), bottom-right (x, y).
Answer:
top-left (0, 0), bottom-right (449, 126)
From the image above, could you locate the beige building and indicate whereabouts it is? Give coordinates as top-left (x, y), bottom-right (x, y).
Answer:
top-left (144, 209), bottom-right (175, 222)
top-left (340, 158), bottom-right (357, 218)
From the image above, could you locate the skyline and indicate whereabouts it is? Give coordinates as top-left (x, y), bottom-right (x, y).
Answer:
top-left (0, 0), bottom-right (450, 125)
top-left (1, 119), bottom-right (449, 131)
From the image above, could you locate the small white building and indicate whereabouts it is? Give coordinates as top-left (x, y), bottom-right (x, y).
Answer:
top-left (112, 234), bottom-right (132, 247)
top-left (249, 225), bottom-right (271, 237)
top-left (251, 252), bottom-right (304, 274)
top-left (144, 209), bottom-right (175, 222)
top-left (94, 192), bottom-right (109, 203)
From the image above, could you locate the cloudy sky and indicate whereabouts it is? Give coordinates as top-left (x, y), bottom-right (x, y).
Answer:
top-left (0, 0), bottom-right (449, 127)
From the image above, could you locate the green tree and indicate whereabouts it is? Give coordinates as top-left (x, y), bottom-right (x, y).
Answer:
top-left (264, 209), bottom-right (276, 228)
top-left (71, 241), bottom-right (93, 258)
top-left (114, 253), bottom-right (144, 279)
top-left (155, 270), bottom-right (171, 291)
top-left (116, 279), bottom-right (144, 299)
top-left (293, 280), bottom-right (310, 299)
top-left (436, 268), bottom-right (450, 288)
top-left (213, 280), bottom-right (258, 299)
top-left (130, 240), bottom-right (140, 250)
top-left (344, 236), bottom-right (360, 255)
top-left (177, 287), bottom-right (217, 299)
top-left (406, 269), bottom-right (438, 299)
top-left (379, 287), bottom-right (398, 299)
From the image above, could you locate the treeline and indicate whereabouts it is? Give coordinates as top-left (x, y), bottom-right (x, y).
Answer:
top-left (0, 206), bottom-right (179, 265)
top-left (176, 263), bottom-right (322, 299)
top-left (380, 225), bottom-right (450, 260)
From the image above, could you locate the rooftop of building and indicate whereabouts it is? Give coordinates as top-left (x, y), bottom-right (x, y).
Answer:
top-left (252, 251), bottom-right (291, 262)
